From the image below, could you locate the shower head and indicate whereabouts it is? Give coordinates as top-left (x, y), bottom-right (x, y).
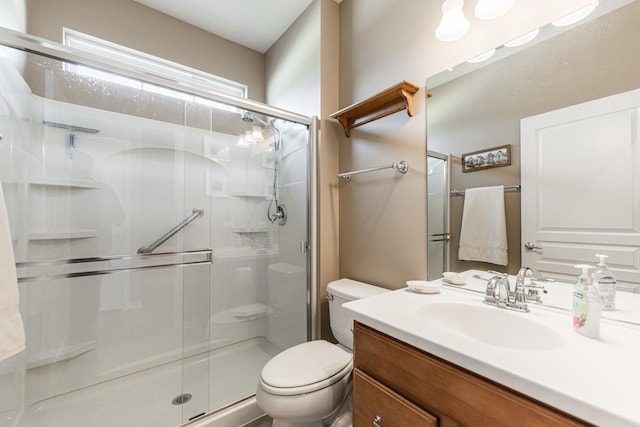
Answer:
top-left (241, 111), bottom-right (271, 127)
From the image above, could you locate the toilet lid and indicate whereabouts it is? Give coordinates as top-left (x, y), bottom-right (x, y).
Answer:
top-left (261, 340), bottom-right (351, 389)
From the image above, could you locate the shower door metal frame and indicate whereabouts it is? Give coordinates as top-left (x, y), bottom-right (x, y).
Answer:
top-left (427, 150), bottom-right (450, 280)
top-left (0, 27), bottom-right (312, 126)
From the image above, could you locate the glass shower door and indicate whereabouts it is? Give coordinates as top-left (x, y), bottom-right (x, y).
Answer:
top-left (0, 45), bottom-right (215, 426)
top-left (0, 33), bottom-right (312, 427)
top-left (427, 151), bottom-right (450, 280)
top-left (207, 114), bottom-right (310, 412)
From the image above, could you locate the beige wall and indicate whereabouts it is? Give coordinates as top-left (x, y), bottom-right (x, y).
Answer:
top-left (266, 0), bottom-right (341, 341)
top-left (337, 0), bottom-right (593, 290)
top-left (25, 0), bottom-right (266, 102)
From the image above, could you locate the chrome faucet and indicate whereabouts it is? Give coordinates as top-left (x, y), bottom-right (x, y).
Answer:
top-left (516, 267), bottom-right (552, 304)
top-left (481, 267), bottom-right (550, 312)
top-left (483, 269), bottom-right (530, 312)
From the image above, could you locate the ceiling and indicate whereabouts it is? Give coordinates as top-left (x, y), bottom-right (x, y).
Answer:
top-left (133, 0), bottom-right (316, 53)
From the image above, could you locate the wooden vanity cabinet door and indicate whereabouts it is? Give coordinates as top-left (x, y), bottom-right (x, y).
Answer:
top-left (354, 369), bottom-right (438, 427)
top-left (354, 322), bottom-right (590, 427)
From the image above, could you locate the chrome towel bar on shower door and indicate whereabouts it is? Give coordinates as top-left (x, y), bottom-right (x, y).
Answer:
top-left (337, 160), bottom-right (409, 182)
top-left (16, 249), bottom-right (212, 283)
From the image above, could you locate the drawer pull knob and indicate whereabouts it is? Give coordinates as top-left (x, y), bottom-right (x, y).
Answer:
top-left (373, 414), bottom-right (383, 426)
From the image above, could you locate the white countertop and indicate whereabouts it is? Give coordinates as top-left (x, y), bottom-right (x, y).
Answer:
top-left (444, 269), bottom-right (640, 325)
top-left (344, 278), bottom-right (640, 426)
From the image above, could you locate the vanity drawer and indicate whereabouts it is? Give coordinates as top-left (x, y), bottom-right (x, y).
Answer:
top-left (354, 322), bottom-right (589, 427)
top-left (354, 369), bottom-right (438, 427)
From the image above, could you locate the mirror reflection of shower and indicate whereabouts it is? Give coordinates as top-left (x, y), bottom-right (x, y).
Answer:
top-left (241, 111), bottom-right (287, 226)
top-left (427, 151), bottom-right (450, 280)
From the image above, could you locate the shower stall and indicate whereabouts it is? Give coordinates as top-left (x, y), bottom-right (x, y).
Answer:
top-left (0, 28), bottom-right (316, 426)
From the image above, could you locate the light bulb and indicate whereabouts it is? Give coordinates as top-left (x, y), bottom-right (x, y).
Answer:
top-left (435, 0), bottom-right (470, 42)
top-left (252, 126), bottom-right (264, 142)
top-left (552, 1), bottom-right (599, 27)
top-left (245, 130), bottom-right (255, 145)
top-left (474, 0), bottom-right (516, 19)
top-left (237, 134), bottom-right (249, 148)
top-left (504, 28), bottom-right (539, 47)
top-left (467, 48), bottom-right (496, 63)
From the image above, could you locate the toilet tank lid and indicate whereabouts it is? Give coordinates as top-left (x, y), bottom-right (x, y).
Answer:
top-left (261, 340), bottom-right (351, 388)
top-left (327, 278), bottom-right (388, 300)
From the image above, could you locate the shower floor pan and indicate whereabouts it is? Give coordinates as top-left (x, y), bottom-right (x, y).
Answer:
top-left (18, 337), bottom-right (279, 427)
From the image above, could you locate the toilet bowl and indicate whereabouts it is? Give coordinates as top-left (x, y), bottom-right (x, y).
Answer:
top-left (256, 279), bottom-right (389, 427)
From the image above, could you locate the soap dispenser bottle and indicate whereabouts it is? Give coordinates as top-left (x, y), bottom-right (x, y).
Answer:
top-left (593, 254), bottom-right (616, 310)
top-left (573, 264), bottom-right (601, 338)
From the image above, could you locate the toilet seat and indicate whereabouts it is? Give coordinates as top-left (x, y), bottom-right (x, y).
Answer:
top-left (260, 340), bottom-right (352, 396)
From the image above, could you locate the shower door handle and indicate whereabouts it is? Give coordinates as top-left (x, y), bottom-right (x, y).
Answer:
top-left (429, 233), bottom-right (450, 242)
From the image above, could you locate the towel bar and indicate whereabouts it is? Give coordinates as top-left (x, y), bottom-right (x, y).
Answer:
top-left (451, 184), bottom-right (520, 196)
top-left (337, 161), bottom-right (408, 182)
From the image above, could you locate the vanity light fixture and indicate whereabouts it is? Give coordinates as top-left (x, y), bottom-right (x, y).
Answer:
top-left (435, 0), bottom-right (470, 42)
top-left (474, 0), bottom-right (516, 20)
top-left (552, 0), bottom-right (599, 27)
top-left (245, 130), bottom-right (256, 145)
top-left (237, 126), bottom-right (265, 147)
top-left (237, 133), bottom-right (249, 148)
top-left (467, 48), bottom-right (496, 63)
top-left (251, 125), bottom-right (264, 142)
top-left (436, 0), bottom-right (517, 42)
top-left (504, 28), bottom-right (540, 47)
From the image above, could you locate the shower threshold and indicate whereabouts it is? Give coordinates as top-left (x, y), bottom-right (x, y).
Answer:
top-left (17, 337), bottom-right (280, 427)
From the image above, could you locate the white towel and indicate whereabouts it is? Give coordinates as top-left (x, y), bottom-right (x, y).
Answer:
top-left (458, 185), bottom-right (508, 266)
top-left (0, 181), bottom-right (25, 361)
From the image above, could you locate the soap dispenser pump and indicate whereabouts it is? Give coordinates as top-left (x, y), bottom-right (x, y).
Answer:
top-left (573, 264), bottom-right (601, 338)
top-left (593, 254), bottom-right (616, 310)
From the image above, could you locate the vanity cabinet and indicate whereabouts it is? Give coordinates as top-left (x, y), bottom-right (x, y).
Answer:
top-left (353, 322), bottom-right (590, 427)
top-left (354, 369), bottom-right (438, 427)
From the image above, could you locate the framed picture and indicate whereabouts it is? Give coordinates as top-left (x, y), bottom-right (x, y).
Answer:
top-left (461, 144), bottom-right (511, 173)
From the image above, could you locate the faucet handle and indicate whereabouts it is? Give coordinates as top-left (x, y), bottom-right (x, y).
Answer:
top-left (484, 276), bottom-right (499, 303)
top-left (516, 266), bottom-right (534, 280)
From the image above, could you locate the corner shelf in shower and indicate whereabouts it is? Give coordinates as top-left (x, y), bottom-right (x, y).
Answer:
top-left (3, 178), bottom-right (100, 189)
top-left (231, 192), bottom-right (270, 198)
top-left (231, 227), bottom-right (268, 234)
top-left (330, 80), bottom-right (421, 137)
top-left (31, 178), bottom-right (100, 189)
top-left (29, 229), bottom-right (99, 240)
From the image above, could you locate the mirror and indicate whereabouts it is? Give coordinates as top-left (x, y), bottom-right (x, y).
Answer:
top-left (426, 1), bottom-right (640, 297)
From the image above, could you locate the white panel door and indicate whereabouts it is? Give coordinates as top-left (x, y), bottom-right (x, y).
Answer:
top-left (521, 88), bottom-right (640, 291)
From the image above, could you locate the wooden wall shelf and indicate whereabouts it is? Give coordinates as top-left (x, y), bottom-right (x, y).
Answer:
top-left (330, 80), bottom-right (420, 137)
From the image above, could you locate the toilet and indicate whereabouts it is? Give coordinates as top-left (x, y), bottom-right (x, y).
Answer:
top-left (256, 278), bottom-right (389, 427)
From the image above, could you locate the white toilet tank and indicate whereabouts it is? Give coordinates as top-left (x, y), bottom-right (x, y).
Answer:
top-left (327, 279), bottom-right (389, 350)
